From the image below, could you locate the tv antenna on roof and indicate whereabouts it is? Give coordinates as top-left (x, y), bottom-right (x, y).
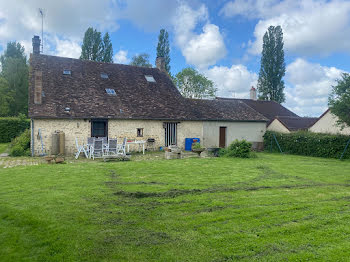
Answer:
top-left (38, 8), bottom-right (44, 53)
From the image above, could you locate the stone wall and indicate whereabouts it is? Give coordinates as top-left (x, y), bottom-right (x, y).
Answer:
top-left (32, 118), bottom-right (266, 156)
top-left (32, 119), bottom-right (203, 156)
top-left (31, 119), bottom-right (90, 156)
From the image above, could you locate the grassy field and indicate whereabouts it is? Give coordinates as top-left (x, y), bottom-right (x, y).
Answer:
top-left (0, 153), bottom-right (350, 261)
top-left (0, 143), bottom-right (9, 154)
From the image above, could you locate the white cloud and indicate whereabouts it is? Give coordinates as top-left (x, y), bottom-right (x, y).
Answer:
top-left (0, 0), bottom-right (120, 58)
top-left (204, 65), bottom-right (257, 98)
top-left (173, 3), bottom-right (226, 69)
top-left (114, 50), bottom-right (130, 64)
top-left (221, 0), bottom-right (350, 56)
top-left (54, 37), bottom-right (81, 58)
top-left (284, 58), bottom-right (345, 116)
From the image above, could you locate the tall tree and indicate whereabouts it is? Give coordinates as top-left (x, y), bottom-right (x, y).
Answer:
top-left (129, 53), bottom-right (152, 68)
top-left (0, 77), bottom-right (13, 116)
top-left (80, 27), bottom-right (103, 61)
top-left (328, 73), bottom-right (350, 127)
top-left (0, 42), bottom-right (28, 116)
top-left (101, 32), bottom-right (113, 63)
top-left (174, 68), bottom-right (216, 99)
top-left (156, 29), bottom-right (171, 74)
top-left (257, 25), bottom-right (286, 103)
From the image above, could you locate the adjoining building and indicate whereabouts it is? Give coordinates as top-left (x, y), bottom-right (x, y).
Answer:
top-left (309, 109), bottom-right (350, 135)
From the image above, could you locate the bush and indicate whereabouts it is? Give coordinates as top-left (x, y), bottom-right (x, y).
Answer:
top-left (192, 142), bottom-right (202, 149)
top-left (264, 131), bottom-right (350, 159)
top-left (219, 140), bottom-right (253, 158)
top-left (0, 117), bottom-right (30, 143)
top-left (9, 129), bottom-right (31, 157)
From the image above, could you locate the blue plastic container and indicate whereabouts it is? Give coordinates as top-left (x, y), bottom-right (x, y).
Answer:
top-left (185, 138), bottom-right (200, 151)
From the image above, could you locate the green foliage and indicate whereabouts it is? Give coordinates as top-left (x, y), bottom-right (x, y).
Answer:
top-left (174, 67), bottom-right (216, 99)
top-left (0, 41), bottom-right (28, 116)
top-left (80, 27), bottom-right (113, 62)
top-left (156, 29), bottom-right (171, 74)
top-left (264, 131), bottom-right (350, 159)
top-left (328, 73), bottom-right (350, 127)
top-left (0, 117), bottom-right (30, 143)
top-left (219, 140), bottom-right (253, 158)
top-left (101, 32), bottom-right (113, 63)
top-left (0, 143), bottom-right (9, 154)
top-left (0, 77), bottom-right (14, 116)
top-left (258, 25), bottom-right (286, 103)
top-left (192, 142), bottom-right (202, 149)
top-left (130, 53), bottom-right (152, 68)
top-left (9, 129), bottom-right (30, 157)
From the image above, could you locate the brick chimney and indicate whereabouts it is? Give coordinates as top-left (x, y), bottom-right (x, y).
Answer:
top-left (32, 35), bottom-right (41, 55)
top-left (156, 56), bottom-right (166, 72)
top-left (250, 86), bottom-right (257, 100)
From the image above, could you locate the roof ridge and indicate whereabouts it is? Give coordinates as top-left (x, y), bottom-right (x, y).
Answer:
top-left (32, 53), bottom-right (160, 71)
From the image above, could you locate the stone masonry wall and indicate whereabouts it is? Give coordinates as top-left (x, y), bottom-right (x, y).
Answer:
top-left (32, 119), bottom-right (204, 156)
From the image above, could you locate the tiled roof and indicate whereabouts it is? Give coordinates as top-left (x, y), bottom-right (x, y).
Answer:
top-left (216, 97), bottom-right (299, 125)
top-left (29, 54), bottom-right (267, 122)
top-left (276, 116), bottom-right (318, 131)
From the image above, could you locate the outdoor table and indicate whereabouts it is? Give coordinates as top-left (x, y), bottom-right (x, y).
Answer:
top-left (127, 140), bottom-right (146, 154)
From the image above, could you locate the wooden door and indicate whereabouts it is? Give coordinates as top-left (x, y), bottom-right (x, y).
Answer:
top-left (219, 127), bottom-right (226, 148)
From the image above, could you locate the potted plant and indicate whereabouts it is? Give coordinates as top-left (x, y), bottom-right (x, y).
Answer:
top-left (191, 142), bottom-right (205, 157)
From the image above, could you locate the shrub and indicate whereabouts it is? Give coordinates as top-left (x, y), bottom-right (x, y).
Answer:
top-left (219, 140), bottom-right (253, 158)
top-left (264, 131), bottom-right (350, 159)
top-left (0, 117), bottom-right (30, 143)
top-left (9, 129), bottom-right (31, 157)
top-left (192, 142), bottom-right (202, 149)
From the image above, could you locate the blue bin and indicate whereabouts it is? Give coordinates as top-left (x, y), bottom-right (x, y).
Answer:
top-left (185, 138), bottom-right (200, 151)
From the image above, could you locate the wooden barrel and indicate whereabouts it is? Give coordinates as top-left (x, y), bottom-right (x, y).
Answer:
top-left (51, 132), bottom-right (59, 155)
top-left (58, 131), bottom-right (65, 155)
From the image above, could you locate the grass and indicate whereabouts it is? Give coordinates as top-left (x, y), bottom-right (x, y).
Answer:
top-left (0, 143), bottom-right (9, 154)
top-left (0, 153), bottom-right (350, 261)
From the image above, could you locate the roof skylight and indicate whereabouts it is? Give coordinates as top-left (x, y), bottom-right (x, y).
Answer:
top-left (63, 70), bottom-right (71, 75)
top-left (101, 73), bottom-right (108, 79)
top-left (105, 88), bottom-right (116, 95)
top-left (145, 75), bottom-right (156, 82)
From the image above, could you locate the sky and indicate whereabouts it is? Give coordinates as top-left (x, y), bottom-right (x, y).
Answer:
top-left (0, 0), bottom-right (349, 117)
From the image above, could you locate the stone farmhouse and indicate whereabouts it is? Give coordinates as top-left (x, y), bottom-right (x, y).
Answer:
top-left (29, 36), bottom-right (268, 156)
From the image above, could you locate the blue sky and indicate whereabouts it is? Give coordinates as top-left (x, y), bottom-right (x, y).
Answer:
top-left (1, 0), bottom-right (350, 117)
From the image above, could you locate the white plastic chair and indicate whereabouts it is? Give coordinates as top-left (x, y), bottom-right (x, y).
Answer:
top-left (91, 139), bottom-right (103, 160)
top-left (75, 138), bottom-right (88, 159)
top-left (86, 137), bottom-right (94, 158)
top-left (107, 138), bottom-right (118, 155)
top-left (117, 138), bottom-right (127, 156)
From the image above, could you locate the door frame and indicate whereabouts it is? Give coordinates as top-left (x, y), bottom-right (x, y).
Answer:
top-left (91, 119), bottom-right (108, 138)
top-left (219, 126), bottom-right (227, 148)
top-left (163, 122), bottom-right (178, 147)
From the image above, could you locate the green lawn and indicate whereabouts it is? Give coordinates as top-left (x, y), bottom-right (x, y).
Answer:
top-left (0, 153), bottom-right (350, 261)
top-left (0, 143), bottom-right (9, 154)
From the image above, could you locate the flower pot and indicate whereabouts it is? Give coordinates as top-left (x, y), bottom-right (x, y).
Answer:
top-left (192, 148), bottom-right (205, 157)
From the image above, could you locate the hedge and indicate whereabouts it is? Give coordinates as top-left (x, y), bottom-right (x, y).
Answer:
top-left (0, 117), bottom-right (30, 143)
top-left (9, 129), bottom-right (31, 157)
top-left (264, 131), bottom-right (350, 159)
